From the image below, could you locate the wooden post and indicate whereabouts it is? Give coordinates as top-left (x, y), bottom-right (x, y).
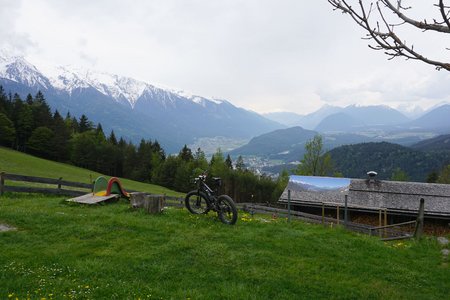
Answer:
top-left (322, 203), bottom-right (325, 225)
top-left (384, 208), bottom-right (388, 238)
top-left (344, 195), bottom-right (348, 227)
top-left (379, 209), bottom-right (382, 237)
top-left (336, 205), bottom-right (340, 225)
top-left (57, 177), bottom-right (62, 189)
top-left (414, 198), bottom-right (425, 239)
top-left (0, 172), bottom-right (4, 196)
top-left (287, 190), bottom-right (291, 223)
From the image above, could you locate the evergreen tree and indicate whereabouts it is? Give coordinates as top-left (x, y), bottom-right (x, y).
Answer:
top-left (153, 156), bottom-right (179, 188)
top-left (32, 91), bottom-right (52, 128)
top-left (69, 131), bottom-right (98, 169)
top-left (78, 114), bottom-right (93, 133)
top-left (26, 93), bottom-right (33, 105)
top-left (192, 147), bottom-right (208, 175)
top-left (0, 113), bottom-right (15, 147)
top-left (11, 93), bottom-right (23, 129)
top-left (225, 154), bottom-right (233, 169)
top-left (52, 110), bottom-right (71, 161)
top-left (179, 144), bottom-right (193, 161)
top-left (95, 123), bottom-right (106, 140)
top-left (0, 86), bottom-right (11, 115)
top-left (16, 104), bottom-right (34, 151)
top-left (27, 127), bottom-right (55, 158)
top-left (69, 116), bottom-right (79, 134)
top-left (109, 130), bottom-right (118, 145)
top-left (235, 155), bottom-right (245, 171)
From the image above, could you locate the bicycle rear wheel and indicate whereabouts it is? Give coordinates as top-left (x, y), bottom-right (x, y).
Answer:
top-left (185, 191), bottom-right (210, 214)
top-left (217, 195), bottom-right (238, 225)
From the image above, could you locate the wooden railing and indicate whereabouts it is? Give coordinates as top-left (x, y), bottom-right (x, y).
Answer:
top-left (0, 172), bottom-right (186, 203)
top-left (0, 172), bottom-right (93, 197)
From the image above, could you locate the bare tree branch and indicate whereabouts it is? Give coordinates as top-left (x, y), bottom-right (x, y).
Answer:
top-left (328, 0), bottom-right (450, 71)
top-left (439, 0), bottom-right (450, 29)
top-left (382, 0), bottom-right (450, 33)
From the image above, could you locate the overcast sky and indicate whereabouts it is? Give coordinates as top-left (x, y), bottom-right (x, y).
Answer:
top-left (1, 0), bottom-right (449, 115)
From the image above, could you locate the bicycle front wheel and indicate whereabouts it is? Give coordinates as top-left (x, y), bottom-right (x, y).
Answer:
top-left (217, 195), bottom-right (238, 225)
top-left (185, 191), bottom-right (210, 214)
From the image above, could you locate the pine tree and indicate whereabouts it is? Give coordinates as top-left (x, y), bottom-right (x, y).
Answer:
top-left (52, 110), bottom-right (71, 161)
top-left (0, 113), bottom-right (15, 147)
top-left (235, 156), bottom-right (245, 171)
top-left (16, 104), bottom-right (34, 151)
top-left (26, 93), bottom-right (33, 105)
top-left (225, 154), bottom-right (233, 169)
top-left (32, 91), bottom-right (52, 128)
top-left (109, 130), bottom-right (118, 145)
top-left (27, 127), bottom-right (55, 158)
top-left (78, 114), bottom-right (93, 133)
top-left (95, 123), bottom-right (106, 140)
top-left (179, 144), bottom-right (193, 161)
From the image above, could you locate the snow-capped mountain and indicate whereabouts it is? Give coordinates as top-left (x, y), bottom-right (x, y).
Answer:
top-left (0, 51), bottom-right (51, 89)
top-left (0, 51), bottom-right (283, 152)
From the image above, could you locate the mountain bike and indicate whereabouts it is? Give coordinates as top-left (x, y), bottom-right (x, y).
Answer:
top-left (185, 173), bottom-right (238, 225)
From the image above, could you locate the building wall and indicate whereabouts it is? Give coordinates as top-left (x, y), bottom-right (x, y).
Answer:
top-left (280, 177), bottom-right (450, 217)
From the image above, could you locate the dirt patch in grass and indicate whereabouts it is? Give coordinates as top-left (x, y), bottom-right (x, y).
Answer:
top-left (0, 224), bottom-right (16, 232)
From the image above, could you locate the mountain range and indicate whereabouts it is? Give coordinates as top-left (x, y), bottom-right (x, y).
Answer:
top-left (264, 104), bottom-right (450, 133)
top-left (0, 51), bottom-right (283, 153)
top-left (235, 102), bottom-right (450, 162)
top-left (2, 50), bottom-right (449, 157)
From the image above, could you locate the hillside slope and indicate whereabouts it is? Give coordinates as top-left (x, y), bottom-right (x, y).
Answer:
top-left (0, 147), bottom-right (181, 196)
top-left (328, 142), bottom-right (449, 181)
top-left (411, 134), bottom-right (450, 152)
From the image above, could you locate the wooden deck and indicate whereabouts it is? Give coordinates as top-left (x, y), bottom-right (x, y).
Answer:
top-left (66, 193), bottom-right (119, 204)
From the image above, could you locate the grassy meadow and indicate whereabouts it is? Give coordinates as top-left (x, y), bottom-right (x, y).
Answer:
top-left (0, 146), bottom-right (183, 197)
top-left (0, 194), bottom-right (449, 299)
top-left (0, 146), bottom-right (449, 299)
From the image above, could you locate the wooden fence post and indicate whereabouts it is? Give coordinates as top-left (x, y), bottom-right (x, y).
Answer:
top-left (0, 172), bottom-right (5, 196)
top-left (379, 209), bottom-right (382, 237)
top-left (336, 205), bottom-right (340, 225)
top-left (344, 195), bottom-right (348, 227)
top-left (322, 203), bottom-right (325, 225)
top-left (57, 177), bottom-right (62, 190)
top-left (287, 190), bottom-right (291, 223)
top-left (414, 198), bottom-right (425, 239)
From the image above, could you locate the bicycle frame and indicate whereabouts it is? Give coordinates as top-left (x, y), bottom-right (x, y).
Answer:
top-left (195, 176), bottom-right (219, 211)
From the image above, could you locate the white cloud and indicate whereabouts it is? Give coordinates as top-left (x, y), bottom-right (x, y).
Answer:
top-left (2, 0), bottom-right (449, 114)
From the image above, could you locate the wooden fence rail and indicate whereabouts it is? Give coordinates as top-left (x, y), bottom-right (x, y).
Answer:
top-left (0, 172), bottom-right (92, 197)
top-left (239, 203), bottom-right (415, 240)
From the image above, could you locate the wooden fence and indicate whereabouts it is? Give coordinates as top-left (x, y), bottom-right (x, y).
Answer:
top-left (0, 172), bottom-right (186, 203)
top-left (238, 202), bottom-right (420, 241)
top-left (0, 172), bottom-right (93, 197)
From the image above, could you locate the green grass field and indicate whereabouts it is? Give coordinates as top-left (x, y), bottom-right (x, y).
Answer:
top-left (0, 147), bottom-right (183, 197)
top-left (1, 147), bottom-right (449, 299)
top-left (0, 194), bottom-right (448, 299)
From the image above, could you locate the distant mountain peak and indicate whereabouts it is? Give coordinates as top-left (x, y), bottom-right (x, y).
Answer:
top-left (1, 50), bottom-right (230, 109)
top-left (0, 53), bottom-right (50, 89)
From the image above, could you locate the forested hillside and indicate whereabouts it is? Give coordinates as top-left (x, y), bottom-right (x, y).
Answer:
top-left (328, 142), bottom-right (449, 181)
top-left (0, 87), bottom-right (287, 203)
